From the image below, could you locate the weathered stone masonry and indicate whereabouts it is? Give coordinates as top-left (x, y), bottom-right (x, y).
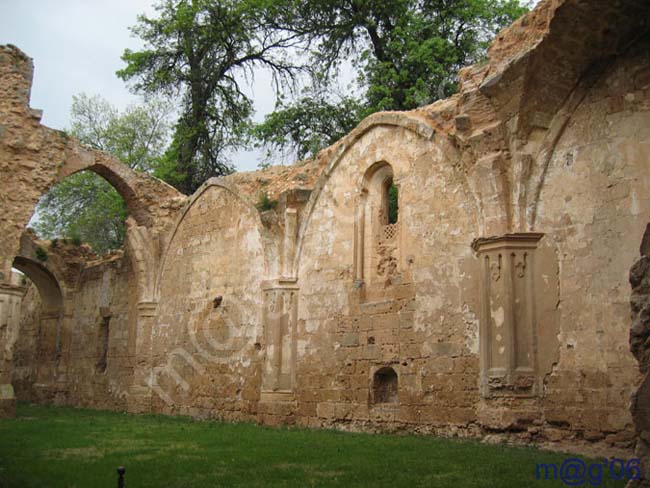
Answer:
top-left (1, 0), bottom-right (650, 478)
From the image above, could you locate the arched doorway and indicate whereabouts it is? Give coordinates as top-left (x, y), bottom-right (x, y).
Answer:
top-left (10, 256), bottom-right (65, 402)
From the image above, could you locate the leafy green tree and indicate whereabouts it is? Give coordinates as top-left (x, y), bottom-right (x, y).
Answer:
top-left (34, 173), bottom-right (128, 254)
top-left (251, 90), bottom-right (363, 163)
top-left (118, 0), bottom-right (304, 194)
top-left (32, 94), bottom-right (171, 254)
top-left (254, 0), bottom-right (529, 160)
top-left (69, 93), bottom-right (171, 172)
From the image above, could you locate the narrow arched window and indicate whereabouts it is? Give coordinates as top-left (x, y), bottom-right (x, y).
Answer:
top-left (355, 161), bottom-right (402, 291)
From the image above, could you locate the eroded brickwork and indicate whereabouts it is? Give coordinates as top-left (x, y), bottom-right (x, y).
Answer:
top-left (1, 0), bottom-right (649, 465)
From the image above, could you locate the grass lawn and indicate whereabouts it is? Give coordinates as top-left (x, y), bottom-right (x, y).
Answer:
top-left (0, 402), bottom-right (628, 487)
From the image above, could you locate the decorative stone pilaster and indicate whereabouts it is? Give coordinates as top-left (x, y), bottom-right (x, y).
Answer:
top-left (127, 300), bottom-right (157, 413)
top-left (0, 283), bottom-right (25, 417)
top-left (260, 280), bottom-right (298, 401)
top-left (473, 233), bottom-right (544, 398)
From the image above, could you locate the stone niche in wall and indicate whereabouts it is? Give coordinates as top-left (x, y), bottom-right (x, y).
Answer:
top-left (473, 233), bottom-right (559, 399)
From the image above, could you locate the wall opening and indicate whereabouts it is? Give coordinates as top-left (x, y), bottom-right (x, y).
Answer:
top-left (96, 316), bottom-right (110, 374)
top-left (372, 366), bottom-right (398, 404)
top-left (386, 180), bottom-right (398, 225)
top-left (355, 161), bottom-right (402, 297)
top-left (31, 170), bottom-right (129, 255)
top-left (10, 256), bottom-right (65, 392)
top-left (12, 257), bottom-right (63, 315)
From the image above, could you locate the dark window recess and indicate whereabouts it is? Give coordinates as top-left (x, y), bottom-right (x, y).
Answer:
top-left (372, 367), bottom-right (398, 404)
top-left (387, 182), bottom-right (399, 225)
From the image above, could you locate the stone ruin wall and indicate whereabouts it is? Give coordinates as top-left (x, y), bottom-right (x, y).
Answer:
top-left (1, 0), bottom-right (650, 473)
top-left (630, 226), bottom-right (650, 486)
top-left (8, 234), bottom-right (137, 411)
top-left (535, 40), bottom-right (650, 448)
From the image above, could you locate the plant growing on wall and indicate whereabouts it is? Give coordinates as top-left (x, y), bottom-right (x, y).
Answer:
top-left (34, 247), bottom-right (48, 262)
top-left (256, 192), bottom-right (278, 212)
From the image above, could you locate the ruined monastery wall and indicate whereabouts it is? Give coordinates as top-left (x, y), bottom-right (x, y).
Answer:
top-left (64, 255), bottom-right (136, 410)
top-left (11, 254), bottom-right (136, 411)
top-left (294, 125), bottom-right (481, 430)
top-left (534, 42), bottom-right (650, 443)
top-left (2, 0), bottom-right (650, 478)
top-left (151, 183), bottom-right (268, 418)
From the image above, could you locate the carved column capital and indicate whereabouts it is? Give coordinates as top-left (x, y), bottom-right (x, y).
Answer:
top-left (0, 283), bottom-right (27, 297)
top-left (472, 233), bottom-right (545, 254)
top-left (136, 301), bottom-right (158, 318)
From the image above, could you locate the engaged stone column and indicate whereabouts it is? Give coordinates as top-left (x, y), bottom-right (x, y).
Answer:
top-left (260, 280), bottom-right (298, 402)
top-left (127, 301), bottom-right (157, 414)
top-left (282, 208), bottom-right (298, 278)
top-left (473, 233), bottom-right (544, 398)
top-left (0, 283), bottom-right (25, 418)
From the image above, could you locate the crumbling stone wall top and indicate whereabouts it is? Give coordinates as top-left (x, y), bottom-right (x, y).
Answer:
top-left (0, 43), bottom-right (188, 280)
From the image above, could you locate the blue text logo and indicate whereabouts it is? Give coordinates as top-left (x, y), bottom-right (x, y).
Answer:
top-left (536, 458), bottom-right (641, 486)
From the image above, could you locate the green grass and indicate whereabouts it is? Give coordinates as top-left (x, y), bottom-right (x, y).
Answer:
top-left (0, 403), bottom-right (627, 488)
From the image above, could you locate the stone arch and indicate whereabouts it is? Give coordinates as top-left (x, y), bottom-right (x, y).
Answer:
top-left (523, 29), bottom-right (650, 231)
top-left (0, 44), bottom-right (186, 414)
top-left (14, 229), bottom-right (81, 295)
top-left (31, 142), bottom-right (184, 303)
top-left (354, 161), bottom-right (401, 292)
top-left (480, 0), bottom-right (650, 231)
top-left (0, 137), bottom-right (183, 285)
top-left (11, 256), bottom-right (63, 315)
top-left (55, 144), bottom-right (164, 228)
top-left (360, 160), bottom-right (397, 228)
top-left (524, 55), bottom-right (619, 230)
top-left (150, 177), bottom-right (270, 410)
top-left (359, 160), bottom-right (394, 194)
top-left (293, 112), bottom-right (436, 274)
top-left (156, 177), bottom-right (274, 299)
top-left (7, 254), bottom-right (67, 399)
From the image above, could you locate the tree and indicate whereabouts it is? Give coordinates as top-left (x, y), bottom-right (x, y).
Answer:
top-left (117, 0), bottom-right (304, 194)
top-left (253, 0), bottom-right (529, 160)
top-left (34, 173), bottom-right (128, 254)
top-left (32, 94), bottom-right (171, 254)
top-left (70, 93), bottom-right (171, 172)
top-left (251, 89), bottom-right (363, 163)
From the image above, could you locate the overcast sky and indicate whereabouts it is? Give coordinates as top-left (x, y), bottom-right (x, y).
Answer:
top-left (0, 0), bottom-right (274, 171)
top-left (1, 1), bottom-right (536, 173)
